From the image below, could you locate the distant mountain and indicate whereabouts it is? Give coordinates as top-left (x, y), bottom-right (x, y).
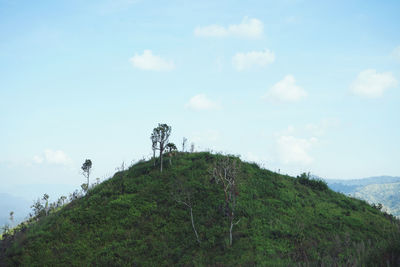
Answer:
top-left (0, 183), bottom-right (79, 226)
top-left (324, 176), bottom-right (400, 217)
top-left (0, 193), bottom-right (30, 226)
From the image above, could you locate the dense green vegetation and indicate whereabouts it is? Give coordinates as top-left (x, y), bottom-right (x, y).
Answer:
top-left (1, 152), bottom-right (400, 266)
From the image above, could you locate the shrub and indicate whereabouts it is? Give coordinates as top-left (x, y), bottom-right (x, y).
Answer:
top-left (297, 173), bottom-right (328, 191)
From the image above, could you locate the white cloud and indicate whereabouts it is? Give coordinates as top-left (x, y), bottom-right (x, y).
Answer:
top-left (305, 118), bottom-right (340, 136)
top-left (194, 25), bottom-right (228, 37)
top-left (185, 94), bottom-right (221, 111)
top-left (33, 155), bottom-right (44, 164)
top-left (232, 49), bottom-right (275, 71)
top-left (191, 130), bottom-right (220, 143)
top-left (392, 46), bottom-right (400, 61)
top-left (129, 50), bottom-right (175, 71)
top-left (284, 16), bottom-right (300, 24)
top-left (33, 149), bottom-right (71, 165)
top-left (277, 135), bottom-right (317, 165)
top-left (214, 56), bottom-right (223, 72)
top-left (194, 17), bottom-right (263, 39)
top-left (350, 69), bottom-right (397, 98)
top-left (263, 75), bottom-right (307, 102)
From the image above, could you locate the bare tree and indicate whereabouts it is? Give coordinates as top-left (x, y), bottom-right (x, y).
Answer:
top-left (150, 123), bottom-right (172, 172)
top-left (182, 137), bottom-right (187, 152)
top-left (81, 159), bottom-right (92, 191)
top-left (42, 193), bottom-right (50, 216)
top-left (57, 195), bottom-right (67, 207)
top-left (172, 178), bottom-right (201, 244)
top-left (9, 211), bottom-right (14, 225)
top-left (151, 133), bottom-right (158, 166)
top-left (115, 161), bottom-right (125, 172)
top-left (211, 156), bottom-right (241, 246)
top-left (190, 142), bottom-right (195, 153)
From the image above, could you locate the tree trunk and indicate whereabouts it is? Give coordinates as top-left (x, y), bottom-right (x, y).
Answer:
top-left (190, 207), bottom-right (200, 244)
top-left (176, 199), bottom-right (201, 245)
top-left (160, 146), bottom-right (163, 172)
top-left (230, 220), bottom-right (233, 246)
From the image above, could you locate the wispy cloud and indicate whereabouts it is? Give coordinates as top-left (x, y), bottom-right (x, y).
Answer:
top-left (185, 94), bottom-right (221, 111)
top-left (276, 135), bottom-right (317, 165)
top-left (350, 69), bottom-right (397, 98)
top-left (262, 75), bottom-right (307, 102)
top-left (214, 56), bottom-right (224, 72)
top-left (130, 50), bottom-right (175, 71)
top-left (191, 130), bottom-right (220, 143)
top-left (33, 149), bottom-right (72, 165)
top-left (392, 46), bottom-right (400, 62)
top-left (232, 49), bottom-right (275, 71)
top-left (305, 118), bottom-right (340, 136)
top-left (33, 155), bottom-right (44, 164)
top-left (194, 17), bottom-right (263, 39)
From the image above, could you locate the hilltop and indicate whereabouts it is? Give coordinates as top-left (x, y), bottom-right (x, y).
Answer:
top-left (1, 152), bottom-right (399, 266)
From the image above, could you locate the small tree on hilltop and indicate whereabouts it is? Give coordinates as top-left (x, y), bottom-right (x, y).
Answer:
top-left (190, 142), bottom-right (195, 153)
top-left (9, 211), bottom-right (14, 226)
top-left (182, 137), bottom-right (187, 152)
top-left (150, 123), bottom-right (172, 172)
top-left (42, 193), bottom-right (49, 216)
top-left (166, 142), bottom-right (177, 166)
top-left (31, 198), bottom-right (44, 219)
top-left (151, 133), bottom-right (158, 166)
top-left (81, 159), bottom-right (92, 191)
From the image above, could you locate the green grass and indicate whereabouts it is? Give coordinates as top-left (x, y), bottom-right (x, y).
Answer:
top-left (1, 152), bottom-right (399, 266)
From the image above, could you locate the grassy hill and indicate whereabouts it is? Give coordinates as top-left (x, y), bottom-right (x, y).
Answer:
top-left (1, 152), bottom-right (400, 266)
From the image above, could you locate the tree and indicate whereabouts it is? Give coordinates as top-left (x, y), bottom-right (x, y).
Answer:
top-left (182, 137), bottom-right (187, 152)
top-left (165, 142), bottom-right (177, 166)
top-left (81, 159), bottom-right (92, 191)
top-left (151, 133), bottom-right (158, 166)
top-left (31, 198), bottom-right (44, 219)
top-left (42, 193), bottom-right (49, 216)
top-left (81, 183), bottom-right (88, 193)
top-left (210, 156), bottom-right (241, 246)
top-left (190, 142), bottom-right (195, 153)
top-left (9, 211), bottom-right (14, 225)
top-left (57, 196), bottom-right (67, 207)
top-left (150, 123), bottom-right (172, 172)
top-left (1, 224), bottom-right (10, 237)
top-left (172, 177), bottom-right (201, 244)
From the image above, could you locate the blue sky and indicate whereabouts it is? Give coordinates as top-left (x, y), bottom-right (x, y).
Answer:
top-left (1, 0), bottom-right (400, 204)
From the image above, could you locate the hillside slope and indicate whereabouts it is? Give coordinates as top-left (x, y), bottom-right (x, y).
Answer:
top-left (1, 153), bottom-right (400, 266)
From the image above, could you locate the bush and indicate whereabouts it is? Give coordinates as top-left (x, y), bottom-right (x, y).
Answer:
top-left (297, 173), bottom-right (328, 191)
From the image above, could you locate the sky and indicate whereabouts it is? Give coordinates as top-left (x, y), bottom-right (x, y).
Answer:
top-left (1, 0), bottom-right (400, 205)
